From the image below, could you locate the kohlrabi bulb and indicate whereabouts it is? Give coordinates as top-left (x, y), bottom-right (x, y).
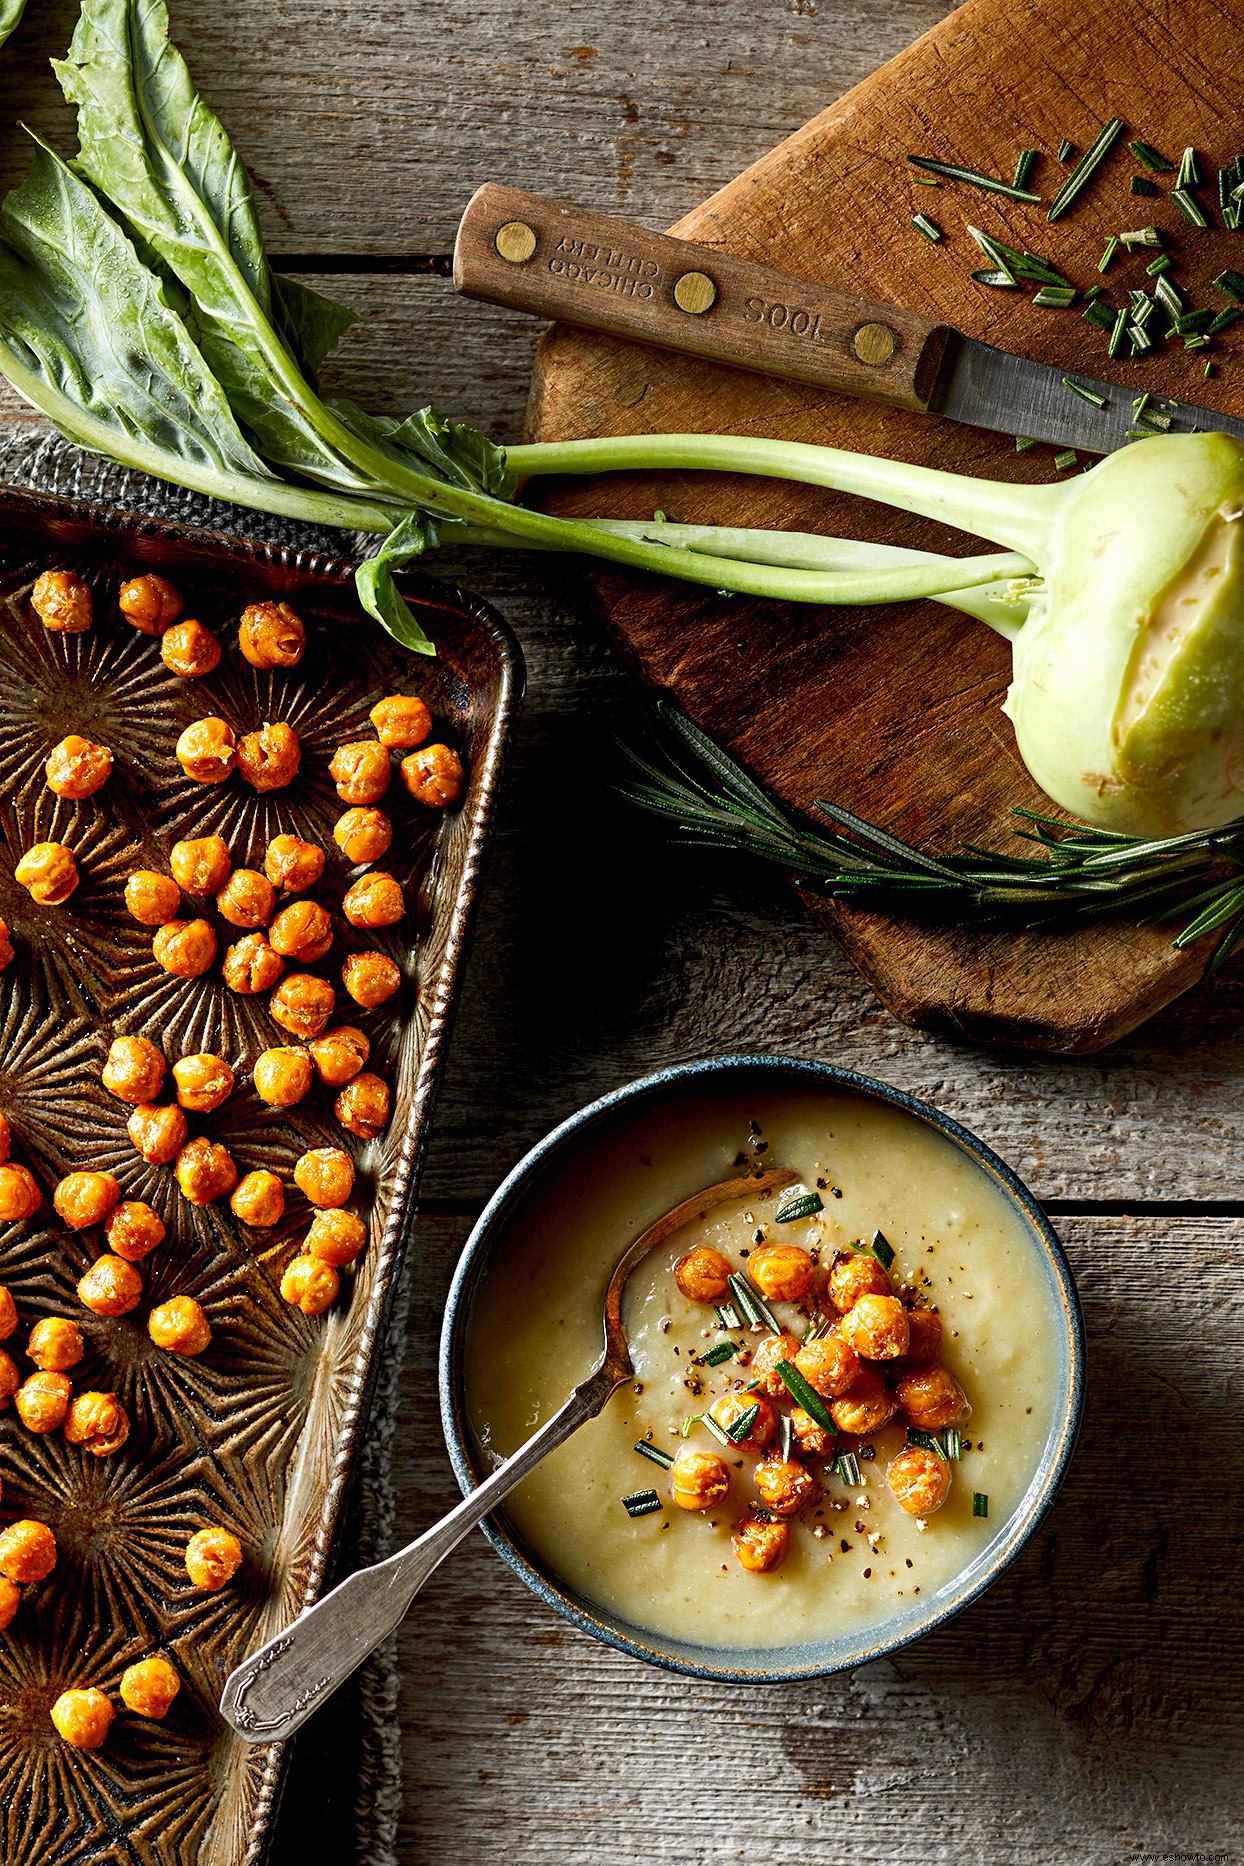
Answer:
top-left (1004, 432), bottom-right (1244, 836)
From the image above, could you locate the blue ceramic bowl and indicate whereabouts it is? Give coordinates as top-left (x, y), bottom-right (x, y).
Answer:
top-left (439, 1054), bottom-right (1084, 1682)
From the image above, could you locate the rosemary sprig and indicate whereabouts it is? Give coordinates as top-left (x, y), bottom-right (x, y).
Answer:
top-left (614, 702), bottom-right (1244, 970)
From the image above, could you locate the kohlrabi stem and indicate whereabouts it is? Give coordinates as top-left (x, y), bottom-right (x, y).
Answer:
top-left (503, 433), bottom-right (1065, 561)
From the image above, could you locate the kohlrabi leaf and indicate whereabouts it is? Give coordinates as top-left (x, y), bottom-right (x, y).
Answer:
top-left (0, 0), bottom-right (28, 52)
top-left (355, 513), bottom-right (440, 655)
top-left (272, 273), bottom-right (359, 379)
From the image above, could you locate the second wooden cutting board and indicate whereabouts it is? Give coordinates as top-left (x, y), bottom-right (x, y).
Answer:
top-left (521, 0), bottom-right (1244, 1053)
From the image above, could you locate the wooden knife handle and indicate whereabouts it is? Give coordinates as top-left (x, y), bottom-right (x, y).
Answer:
top-left (453, 182), bottom-right (955, 414)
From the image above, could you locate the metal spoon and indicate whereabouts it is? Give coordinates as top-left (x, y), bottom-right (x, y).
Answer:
top-left (219, 1164), bottom-right (798, 1741)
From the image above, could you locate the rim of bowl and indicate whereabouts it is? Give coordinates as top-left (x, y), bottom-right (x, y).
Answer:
top-left (439, 1052), bottom-right (1085, 1683)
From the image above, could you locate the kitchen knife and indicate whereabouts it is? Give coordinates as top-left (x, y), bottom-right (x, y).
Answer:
top-left (454, 182), bottom-right (1244, 455)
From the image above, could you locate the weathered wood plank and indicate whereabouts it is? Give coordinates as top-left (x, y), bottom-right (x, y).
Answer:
top-left (383, 1211), bottom-right (1244, 1864)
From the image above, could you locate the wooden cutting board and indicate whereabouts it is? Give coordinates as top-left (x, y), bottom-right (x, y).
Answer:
top-left (524, 0), bottom-right (1244, 1053)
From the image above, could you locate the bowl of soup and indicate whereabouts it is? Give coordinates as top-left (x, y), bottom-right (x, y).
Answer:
top-left (440, 1055), bottom-right (1084, 1680)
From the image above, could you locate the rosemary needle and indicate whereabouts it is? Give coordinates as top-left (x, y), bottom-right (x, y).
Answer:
top-left (1047, 118), bottom-right (1125, 221)
top-left (907, 154), bottom-right (1042, 202)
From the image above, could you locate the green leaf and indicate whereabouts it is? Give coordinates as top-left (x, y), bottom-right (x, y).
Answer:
top-left (355, 514), bottom-right (440, 656)
top-left (0, 0), bottom-right (27, 52)
top-left (332, 397), bottom-right (517, 501)
top-left (272, 272), bottom-right (358, 379)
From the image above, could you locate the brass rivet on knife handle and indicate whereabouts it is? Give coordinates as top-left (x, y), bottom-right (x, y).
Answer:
top-left (453, 182), bottom-right (954, 415)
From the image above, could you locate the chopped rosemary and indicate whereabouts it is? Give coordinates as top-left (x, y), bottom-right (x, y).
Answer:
top-left (1047, 118), bottom-right (1125, 222)
top-left (698, 1341), bottom-right (738, 1367)
top-left (1130, 175), bottom-right (1157, 196)
top-left (1033, 285), bottom-right (1076, 308)
top-left (1213, 269), bottom-right (1244, 303)
top-left (774, 1360), bottom-right (837, 1436)
top-left (1107, 306), bottom-right (1130, 357)
top-left (972, 1491), bottom-right (990, 1519)
top-left (911, 175), bottom-right (941, 186)
top-left (1145, 253), bottom-right (1172, 276)
top-left (1128, 139), bottom-right (1171, 171)
top-left (776, 1190), bottom-right (825, 1223)
top-left (700, 1412), bottom-right (733, 1449)
top-left (1057, 137), bottom-right (1075, 162)
top-left (1205, 360), bottom-right (1216, 378)
top-left (1129, 323), bottom-right (1154, 353)
top-left (714, 1301), bottom-right (743, 1330)
top-left (832, 1450), bottom-right (863, 1487)
top-left (1084, 283), bottom-right (1104, 302)
top-left (1083, 300), bottom-right (1115, 331)
top-left (1053, 448), bottom-right (1078, 470)
top-left (622, 1488), bottom-right (664, 1517)
top-left (972, 268), bottom-right (1019, 288)
top-left (965, 227), bottom-right (1069, 285)
top-left (1061, 375), bottom-right (1107, 408)
top-left (1171, 188), bottom-right (1210, 229)
top-left (1184, 334), bottom-right (1211, 351)
top-left (727, 1271), bottom-right (780, 1335)
top-left (1119, 225), bottom-right (1162, 247)
top-left (1012, 149), bottom-right (1038, 190)
top-left (1177, 146), bottom-right (1200, 189)
top-left (1153, 274), bottom-right (1184, 316)
top-left (907, 1427), bottom-right (949, 1459)
top-left (779, 1411), bottom-right (793, 1462)
top-left (724, 1402), bottom-right (760, 1444)
top-left (1209, 307), bottom-right (1241, 335)
top-left (1014, 434), bottom-right (1039, 451)
top-left (1097, 236), bottom-right (1119, 272)
top-left (633, 1439), bottom-right (675, 1470)
top-left (912, 213), bottom-right (942, 242)
top-left (907, 154), bottom-right (1041, 202)
top-left (1175, 309), bottom-right (1216, 337)
top-left (1220, 167), bottom-right (1236, 211)
top-left (945, 1427), bottom-right (964, 1460)
top-left (870, 1229), bottom-right (896, 1270)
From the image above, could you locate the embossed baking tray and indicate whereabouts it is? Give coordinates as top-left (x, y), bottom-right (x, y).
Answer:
top-left (0, 482), bottom-right (521, 1865)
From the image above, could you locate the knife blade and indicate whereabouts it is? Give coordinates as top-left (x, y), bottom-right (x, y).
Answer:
top-left (454, 182), bottom-right (1244, 455)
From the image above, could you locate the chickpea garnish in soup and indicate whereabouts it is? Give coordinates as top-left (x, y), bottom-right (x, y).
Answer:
top-left (239, 600), bottom-right (305, 668)
top-left (887, 1445), bottom-right (952, 1518)
top-left (400, 743), bottom-right (464, 808)
top-left (670, 1447), bottom-right (730, 1512)
top-left (840, 1293), bottom-right (910, 1361)
top-left (176, 717), bottom-right (236, 784)
top-left (45, 735), bottom-right (112, 799)
top-left (748, 1241), bottom-right (815, 1303)
top-left (731, 1513), bottom-right (790, 1575)
top-left (32, 568), bottom-right (92, 633)
top-left (15, 841), bottom-right (78, 905)
top-left (161, 617), bottom-right (220, 677)
top-left (119, 573), bottom-right (182, 634)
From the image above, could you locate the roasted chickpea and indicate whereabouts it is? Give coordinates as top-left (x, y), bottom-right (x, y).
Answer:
top-left (280, 1255), bottom-right (339, 1315)
top-left (308, 1025), bottom-right (369, 1087)
top-left (153, 918), bottom-right (217, 978)
top-left (369, 694), bottom-right (432, 750)
top-left (829, 1370), bottom-right (900, 1436)
top-left (0, 1578), bottom-right (19, 1630)
top-left (303, 1208), bottom-right (367, 1267)
top-left (174, 1138), bottom-right (238, 1206)
top-left (329, 740), bottom-right (390, 805)
top-left (119, 573), bottom-right (182, 635)
top-left (0, 1285), bottom-right (15, 1338)
top-left (400, 743), bottom-right (464, 809)
top-left (0, 1165), bottom-right (42, 1224)
top-left (753, 1454), bottom-right (818, 1517)
top-left (334, 1072), bottom-right (389, 1140)
top-left (45, 735), bottom-right (112, 800)
top-left (127, 1102), bottom-right (187, 1166)
top-left (902, 1306), bottom-right (943, 1365)
top-left (51, 1689), bottom-right (114, 1749)
top-left (172, 1052), bottom-right (235, 1113)
top-left (169, 836), bottom-right (231, 896)
top-left (0, 1518), bottom-right (57, 1583)
top-left (105, 1200), bottom-right (166, 1262)
top-left (184, 1526), bottom-right (242, 1590)
top-left (270, 973), bottom-right (335, 1041)
top-left (707, 1388), bottom-right (776, 1452)
top-left (238, 600), bottom-right (305, 668)
top-left (54, 1171), bottom-right (120, 1230)
top-left (670, 1445), bottom-right (731, 1512)
top-left (77, 1255), bottom-right (143, 1319)
top-left (731, 1512), bottom-right (790, 1575)
top-left (32, 568), bottom-right (92, 633)
top-left (64, 1391), bottom-right (130, 1457)
top-left (125, 869), bottom-right (181, 927)
top-left (120, 1656), bottom-right (180, 1720)
top-left (895, 1363), bottom-right (968, 1431)
top-left (222, 932), bottom-right (284, 995)
top-left (342, 872), bottom-right (404, 929)
top-left (342, 951), bottom-right (400, 1009)
top-left (841, 1293), bottom-right (910, 1361)
top-left (0, 1349), bottom-right (19, 1409)
top-left (887, 1444), bottom-right (953, 1517)
top-left (216, 868), bottom-right (275, 930)
top-left (160, 617), bottom-right (221, 678)
top-left (790, 1405), bottom-right (834, 1457)
top-left (0, 921), bottom-right (12, 970)
top-left (293, 1147), bottom-right (355, 1209)
top-left (828, 1250), bottom-right (893, 1313)
top-left (333, 807), bottom-right (392, 865)
top-left (252, 1046), bottom-right (312, 1108)
top-left (15, 842), bottom-right (78, 905)
top-left (673, 1244), bottom-right (732, 1304)
top-left (794, 1331), bottom-right (862, 1399)
top-left (230, 1170), bottom-right (285, 1229)
top-left (236, 722), bottom-right (300, 792)
top-left (102, 1034), bottom-right (166, 1103)
top-left (748, 1331), bottom-right (803, 1397)
top-left (27, 1317), bottom-right (84, 1374)
top-left (15, 1370), bottom-right (72, 1433)
top-left (175, 717), bottom-right (236, 784)
top-left (269, 900), bottom-right (333, 962)
top-left (148, 1295), bottom-right (211, 1356)
top-left (263, 834), bottom-right (325, 892)
top-left (749, 1241), bottom-right (815, 1304)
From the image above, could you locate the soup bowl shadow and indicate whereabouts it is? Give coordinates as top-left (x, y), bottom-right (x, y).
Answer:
top-left (438, 1053), bottom-right (1085, 1683)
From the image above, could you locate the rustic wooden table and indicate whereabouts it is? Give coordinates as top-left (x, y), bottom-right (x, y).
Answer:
top-left (3, 2), bottom-right (1243, 1860)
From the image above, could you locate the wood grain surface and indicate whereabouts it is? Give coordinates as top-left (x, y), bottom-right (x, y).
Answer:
top-left (2, 0), bottom-right (1243, 1860)
top-left (526, 0), bottom-right (1244, 1052)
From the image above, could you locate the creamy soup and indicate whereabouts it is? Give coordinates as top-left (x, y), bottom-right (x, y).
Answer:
top-left (464, 1085), bottom-right (1064, 1651)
